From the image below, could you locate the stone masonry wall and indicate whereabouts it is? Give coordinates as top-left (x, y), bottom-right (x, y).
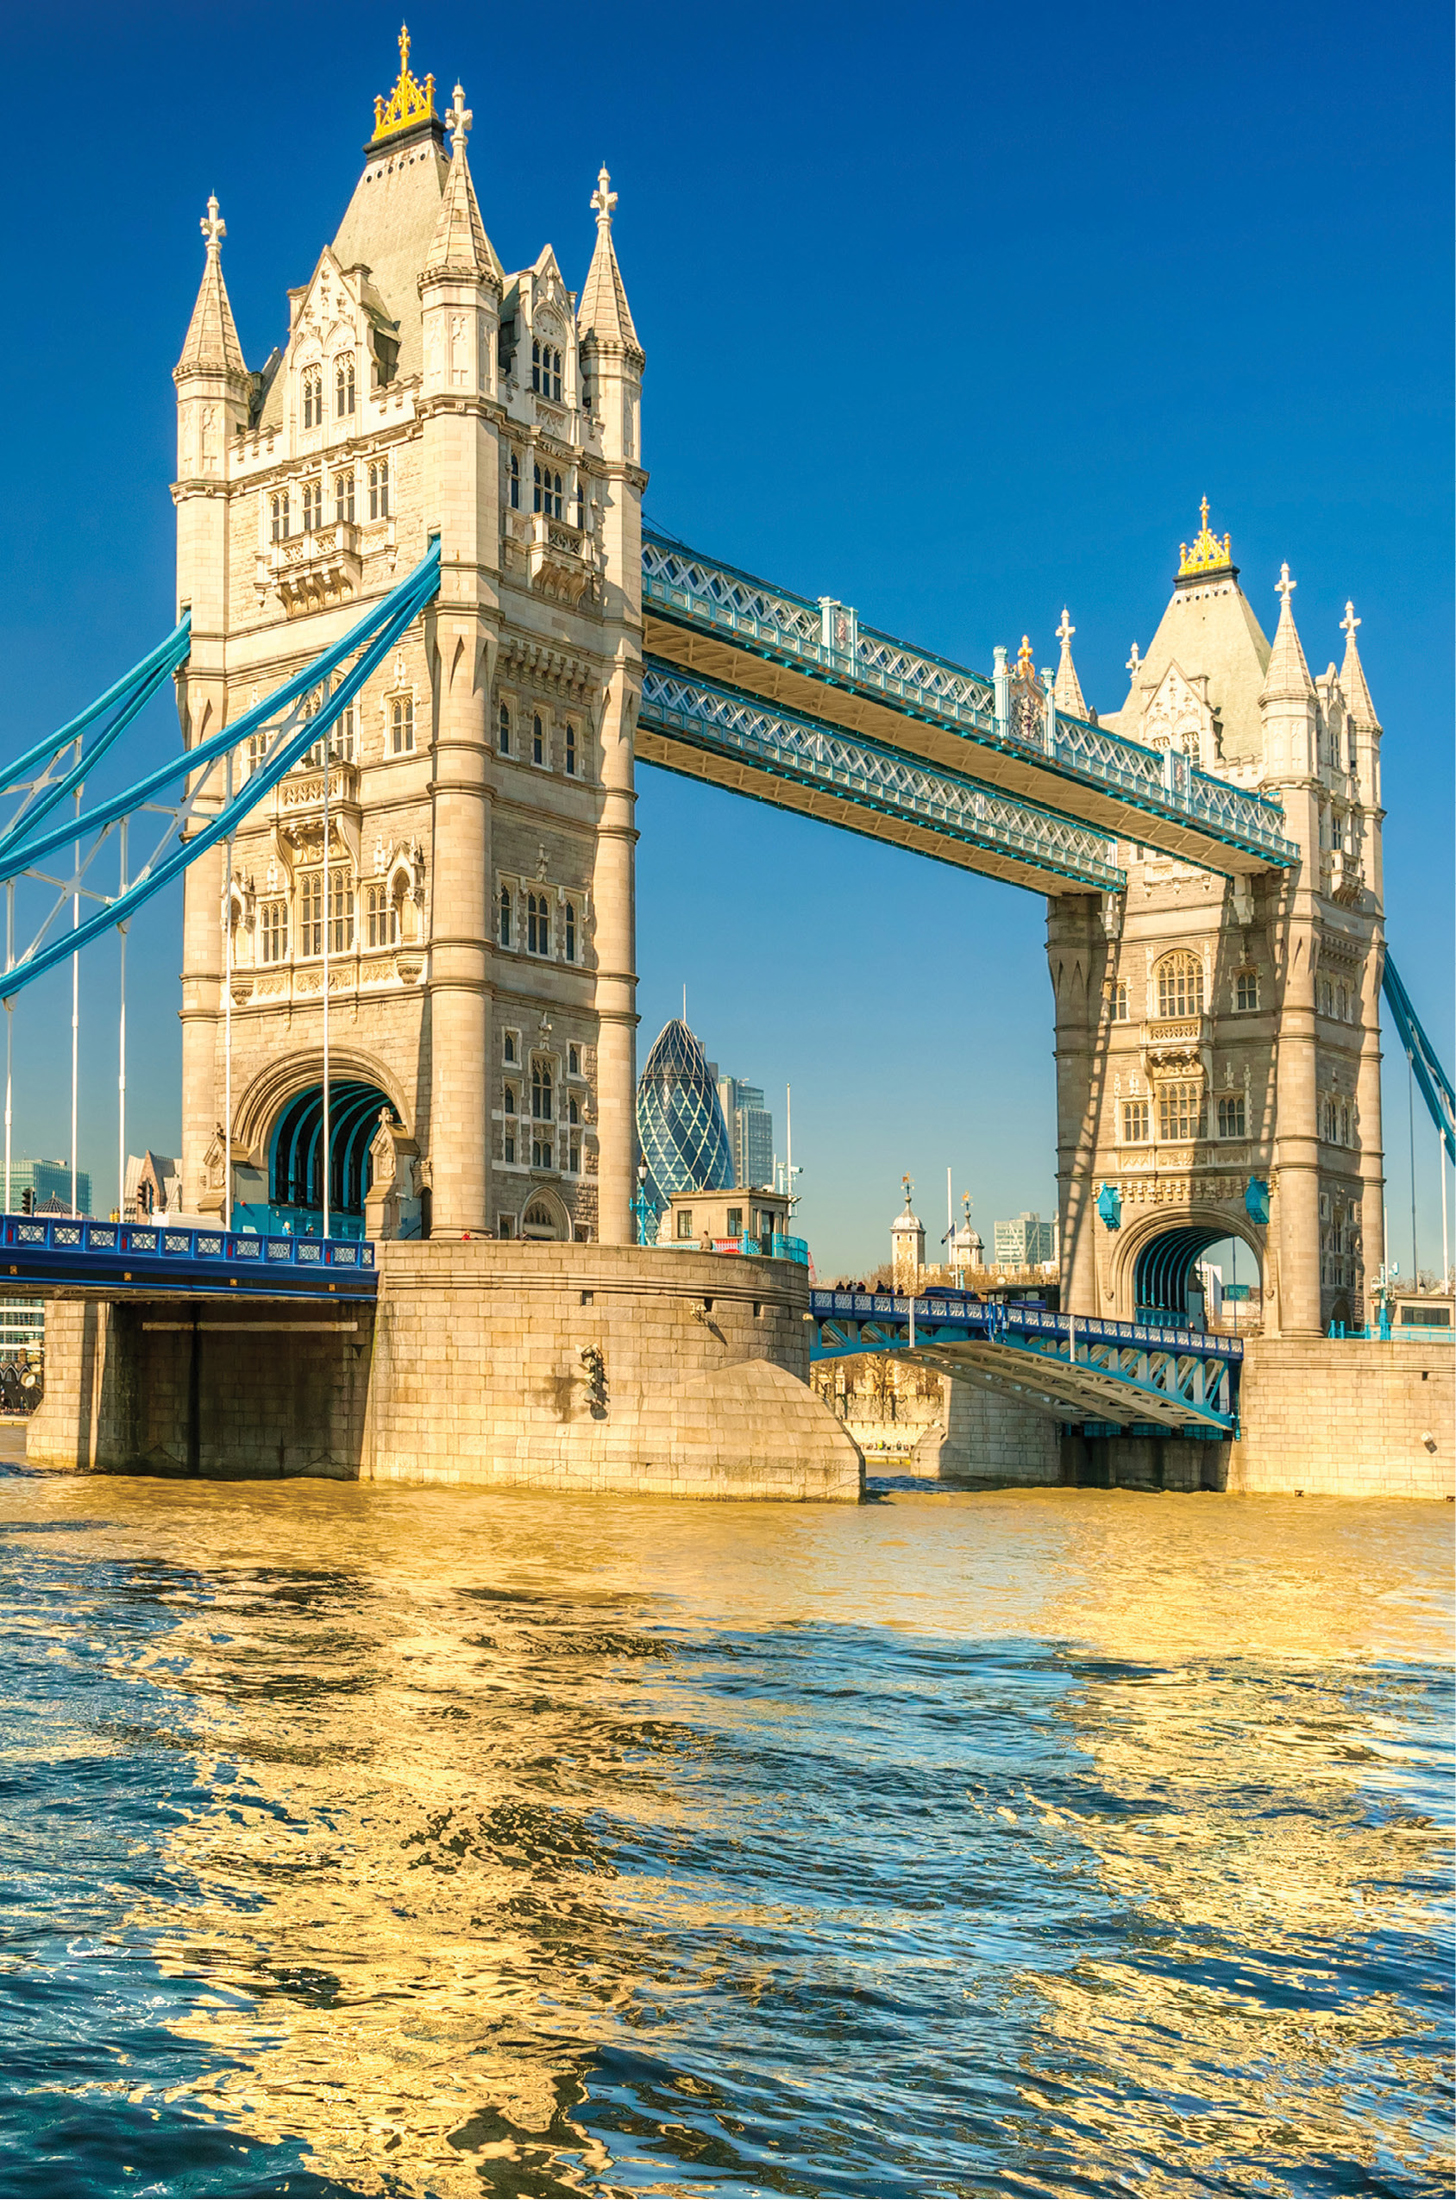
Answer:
top-left (908, 1374), bottom-right (1061, 1485)
top-left (363, 1241), bottom-right (862, 1500)
top-left (27, 1300), bottom-right (374, 1479)
top-left (27, 1245), bottom-right (863, 1502)
top-left (1228, 1337), bottom-right (1453, 1499)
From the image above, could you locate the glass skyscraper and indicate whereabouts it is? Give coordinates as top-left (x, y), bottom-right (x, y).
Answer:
top-left (636, 1020), bottom-right (734, 1211)
top-left (716, 1077), bottom-right (775, 1189)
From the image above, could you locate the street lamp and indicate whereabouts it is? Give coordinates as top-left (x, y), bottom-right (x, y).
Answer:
top-left (631, 1159), bottom-right (658, 1248)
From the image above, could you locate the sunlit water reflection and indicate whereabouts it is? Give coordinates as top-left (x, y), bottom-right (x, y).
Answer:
top-left (0, 1471), bottom-right (1449, 2197)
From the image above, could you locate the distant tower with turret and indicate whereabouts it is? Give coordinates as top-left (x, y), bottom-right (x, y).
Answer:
top-left (1046, 503), bottom-right (1385, 1334)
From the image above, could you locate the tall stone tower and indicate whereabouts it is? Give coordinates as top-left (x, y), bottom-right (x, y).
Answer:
top-left (1047, 506), bottom-right (1385, 1336)
top-left (172, 31), bottom-right (645, 1244)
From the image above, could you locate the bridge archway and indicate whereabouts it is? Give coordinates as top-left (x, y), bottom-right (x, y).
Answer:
top-left (1110, 1207), bottom-right (1265, 1329)
top-left (266, 1081), bottom-right (398, 1237)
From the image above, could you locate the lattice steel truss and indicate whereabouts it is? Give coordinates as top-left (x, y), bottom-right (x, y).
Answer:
top-left (638, 665), bottom-right (1125, 891)
top-left (643, 529), bottom-right (1298, 871)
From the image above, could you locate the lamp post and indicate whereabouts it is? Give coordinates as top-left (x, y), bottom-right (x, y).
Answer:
top-left (631, 1159), bottom-right (657, 1248)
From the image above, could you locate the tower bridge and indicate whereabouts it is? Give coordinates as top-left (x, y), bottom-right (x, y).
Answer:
top-left (9, 28), bottom-right (1455, 1498)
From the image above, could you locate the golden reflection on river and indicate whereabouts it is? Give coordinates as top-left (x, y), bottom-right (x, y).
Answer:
top-left (0, 1475), bottom-right (1449, 2196)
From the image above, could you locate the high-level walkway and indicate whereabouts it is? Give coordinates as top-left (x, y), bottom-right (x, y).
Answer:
top-left (641, 531), bottom-right (1298, 882)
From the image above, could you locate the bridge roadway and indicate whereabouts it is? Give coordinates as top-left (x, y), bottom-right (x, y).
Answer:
top-left (808, 1287), bottom-right (1241, 1434)
top-left (641, 532), bottom-right (1298, 884)
top-left (0, 1215), bottom-right (377, 1300)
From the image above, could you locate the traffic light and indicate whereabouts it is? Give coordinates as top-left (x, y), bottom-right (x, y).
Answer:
top-left (20, 1189), bottom-right (33, 1215)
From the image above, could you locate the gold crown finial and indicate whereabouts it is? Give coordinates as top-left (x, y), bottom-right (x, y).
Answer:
top-left (1177, 496), bottom-right (1234, 579)
top-left (371, 21), bottom-right (438, 145)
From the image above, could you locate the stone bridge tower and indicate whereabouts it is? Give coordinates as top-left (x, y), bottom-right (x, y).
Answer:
top-left (1047, 507), bottom-right (1385, 1336)
top-left (172, 30), bottom-right (645, 1244)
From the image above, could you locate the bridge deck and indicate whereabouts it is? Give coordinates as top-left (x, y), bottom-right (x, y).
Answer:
top-left (0, 1216), bottom-right (377, 1300)
top-left (642, 534), bottom-right (1296, 880)
top-left (809, 1288), bottom-right (1241, 1432)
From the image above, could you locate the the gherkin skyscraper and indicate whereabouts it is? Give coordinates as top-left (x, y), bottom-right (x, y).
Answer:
top-left (636, 1020), bottom-right (735, 1212)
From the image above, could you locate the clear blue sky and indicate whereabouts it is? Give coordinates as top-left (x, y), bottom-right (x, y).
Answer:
top-left (0, 0), bottom-right (1449, 1276)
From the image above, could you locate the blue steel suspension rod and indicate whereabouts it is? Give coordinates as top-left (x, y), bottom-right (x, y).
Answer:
top-left (0, 618), bottom-right (191, 800)
top-left (0, 546), bottom-right (440, 1001)
top-left (2, 547), bottom-right (441, 880)
top-left (1383, 951), bottom-right (1455, 1164)
top-left (0, 645), bottom-right (187, 864)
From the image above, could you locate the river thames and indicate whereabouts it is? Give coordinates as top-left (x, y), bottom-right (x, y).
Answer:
top-left (0, 1469), bottom-right (1449, 2197)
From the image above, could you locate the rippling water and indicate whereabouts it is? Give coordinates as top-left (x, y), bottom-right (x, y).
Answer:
top-left (0, 1468), bottom-right (1450, 2198)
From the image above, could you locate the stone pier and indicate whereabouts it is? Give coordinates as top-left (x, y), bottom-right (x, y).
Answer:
top-left (26, 1243), bottom-right (863, 1502)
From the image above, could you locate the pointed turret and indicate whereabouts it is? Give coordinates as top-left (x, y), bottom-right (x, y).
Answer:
top-left (422, 83), bottom-right (503, 283)
top-left (175, 196), bottom-right (247, 381)
top-left (1052, 609), bottom-right (1089, 718)
top-left (1339, 600), bottom-right (1380, 727)
top-left (1260, 563), bottom-right (1315, 703)
top-left (578, 166), bottom-right (643, 361)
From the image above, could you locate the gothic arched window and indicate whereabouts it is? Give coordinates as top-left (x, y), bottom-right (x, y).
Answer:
top-left (270, 491), bottom-right (290, 543)
top-left (335, 356), bottom-right (356, 418)
top-left (390, 695), bottom-right (414, 755)
top-left (301, 367), bottom-right (322, 430)
top-left (531, 1061), bottom-right (553, 1120)
top-left (564, 722), bottom-right (577, 778)
top-left (1154, 951), bottom-right (1204, 1020)
top-left (564, 902), bottom-right (576, 964)
top-left (527, 892), bottom-right (549, 955)
top-left (498, 885), bottom-right (512, 948)
top-left (1157, 1080), bottom-right (1202, 1142)
top-left (368, 459), bottom-right (390, 520)
top-left (334, 469), bottom-right (355, 525)
top-left (498, 702), bottom-right (511, 755)
top-left (302, 478), bottom-right (323, 534)
top-left (1235, 969), bottom-right (1260, 1012)
top-left (532, 713), bottom-right (545, 766)
top-left (509, 453), bottom-right (520, 510)
top-left (1112, 979), bottom-right (1129, 1021)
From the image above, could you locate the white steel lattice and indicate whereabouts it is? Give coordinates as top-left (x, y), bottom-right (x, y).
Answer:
top-left (639, 668), bottom-right (1124, 889)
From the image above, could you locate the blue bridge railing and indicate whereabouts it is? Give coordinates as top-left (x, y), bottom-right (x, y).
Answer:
top-left (0, 1216), bottom-right (377, 1298)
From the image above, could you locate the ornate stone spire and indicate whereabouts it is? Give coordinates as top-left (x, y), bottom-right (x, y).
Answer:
top-left (421, 81), bottom-right (502, 282)
top-left (175, 195), bottom-right (247, 380)
top-left (1339, 600), bottom-right (1380, 727)
top-left (1259, 563), bottom-right (1315, 702)
top-left (578, 165), bottom-right (642, 358)
top-left (1052, 608), bottom-right (1089, 718)
top-left (1177, 496), bottom-right (1235, 580)
top-left (371, 22), bottom-right (437, 145)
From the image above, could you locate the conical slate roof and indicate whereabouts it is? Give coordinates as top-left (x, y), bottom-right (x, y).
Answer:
top-left (636, 1020), bottom-right (734, 1210)
top-left (1052, 611), bottom-right (1088, 718)
top-left (1339, 602), bottom-right (1380, 727)
top-left (578, 166), bottom-right (642, 357)
top-left (1260, 566), bottom-right (1315, 703)
top-left (423, 87), bottom-right (503, 283)
top-left (176, 198), bottom-right (247, 379)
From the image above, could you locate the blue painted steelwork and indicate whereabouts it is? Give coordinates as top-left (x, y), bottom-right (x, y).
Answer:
top-left (770, 1234), bottom-right (810, 1266)
top-left (1133, 1226), bottom-right (1233, 1327)
top-left (1383, 952), bottom-right (1455, 1165)
top-left (807, 1285), bottom-right (1240, 1432)
top-left (0, 543), bottom-right (441, 999)
top-left (642, 530), bottom-right (1296, 872)
top-left (270, 1080), bottom-right (394, 1222)
top-left (638, 665), bottom-right (1124, 893)
top-left (0, 618), bottom-right (192, 857)
top-left (0, 1214), bottom-right (377, 1299)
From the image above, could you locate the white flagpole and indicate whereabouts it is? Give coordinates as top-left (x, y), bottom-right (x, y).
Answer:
top-left (71, 781), bottom-right (80, 1217)
top-left (4, 879), bottom-right (12, 1215)
top-left (223, 752), bottom-right (234, 1234)
top-left (117, 819), bottom-right (127, 1222)
top-left (321, 726), bottom-right (331, 1241)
